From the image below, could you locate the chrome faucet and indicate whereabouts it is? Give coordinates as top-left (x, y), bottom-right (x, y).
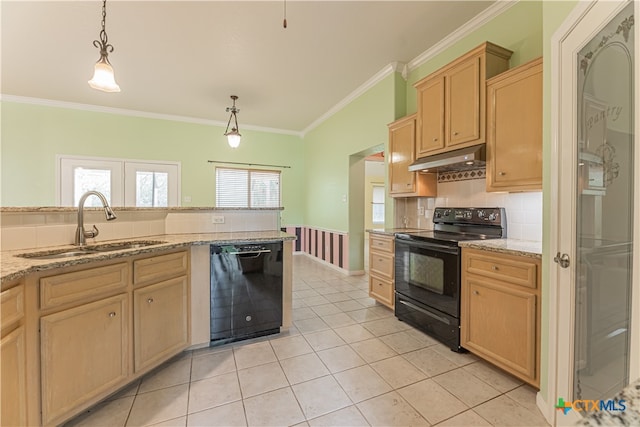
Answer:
top-left (75, 191), bottom-right (117, 246)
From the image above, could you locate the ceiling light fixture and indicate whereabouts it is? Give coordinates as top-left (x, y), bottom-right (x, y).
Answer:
top-left (88, 0), bottom-right (120, 93)
top-left (224, 95), bottom-right (242, 148)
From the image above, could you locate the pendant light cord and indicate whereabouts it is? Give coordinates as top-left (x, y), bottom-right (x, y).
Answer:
top-left (283, 0), bottom-right (287, 28)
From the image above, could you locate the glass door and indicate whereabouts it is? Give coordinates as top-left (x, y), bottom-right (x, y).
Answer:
top-left (574, 3), bottom-right (635, 401)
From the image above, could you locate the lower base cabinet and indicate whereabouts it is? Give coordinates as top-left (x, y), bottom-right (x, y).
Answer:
top-left (1, 325), bottom-right (27, 426)
top-left (134, 276), bottom-right (189, 372)
top-left (40, 294), bottom-right (129, 425)
top-left (368, 234), bottom-right (395, 309)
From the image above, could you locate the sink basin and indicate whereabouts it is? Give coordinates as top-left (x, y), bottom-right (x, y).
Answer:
top-left (17, 240), bottom-right (167, 260)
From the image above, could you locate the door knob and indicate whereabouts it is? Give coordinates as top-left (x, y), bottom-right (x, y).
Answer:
top-left (554, 252), bottom-right (570, 268)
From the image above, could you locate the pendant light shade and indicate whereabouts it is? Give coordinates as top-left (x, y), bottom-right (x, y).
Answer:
top-left (88, 0), bottom-right (120, 93)
top-left (224, 96), bottom-right (242, 148)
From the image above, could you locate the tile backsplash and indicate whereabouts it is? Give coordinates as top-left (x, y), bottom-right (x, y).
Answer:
top-left (395, 178), bottom-right (542, 242)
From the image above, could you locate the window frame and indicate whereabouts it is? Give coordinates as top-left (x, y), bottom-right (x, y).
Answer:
top-left (215, 166), bottom-right (281, 208)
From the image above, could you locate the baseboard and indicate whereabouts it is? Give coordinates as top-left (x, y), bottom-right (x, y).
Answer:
top-left (536, 391), bottom-right (554, 426)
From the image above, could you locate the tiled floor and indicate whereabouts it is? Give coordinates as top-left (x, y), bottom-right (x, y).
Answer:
top-left (65, 255), bottom-right (550, 427)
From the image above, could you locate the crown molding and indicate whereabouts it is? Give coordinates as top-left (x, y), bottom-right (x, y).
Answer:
top-left (0, 94), bottom-right (304, 137)
top-left (407, 0), bottom-right (517, 72)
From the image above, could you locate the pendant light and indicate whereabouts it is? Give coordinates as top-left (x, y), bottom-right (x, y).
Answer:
top-left (224, 95), bottom-right (242, 148)
top-left (88, 0), bottom-right (120, 92)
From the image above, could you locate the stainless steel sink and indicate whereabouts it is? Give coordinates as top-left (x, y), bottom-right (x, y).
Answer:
top-left (17, 240), bottom-right (167, 260)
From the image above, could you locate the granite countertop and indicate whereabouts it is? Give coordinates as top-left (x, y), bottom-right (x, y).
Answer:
top-left (1, 231), bottom-right (296, 284)
top-left (576, 378), bottom-right (640, 426)
top-left (458, 238), bottom-right (542, 259)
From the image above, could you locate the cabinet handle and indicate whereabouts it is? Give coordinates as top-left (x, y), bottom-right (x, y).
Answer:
top-left (147, 298), bottom-right (154, 304)
top-left (473, 290), bottom-right (480, 295)
top-left (108, 311), bottom-right (116, 317)
top-left (492, 266), bottom-right (499, 271)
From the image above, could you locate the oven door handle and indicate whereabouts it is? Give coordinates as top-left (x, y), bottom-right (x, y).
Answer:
top-left (396, 239), bottom-right (460, 254)
top-left (398, 299), bottom-right (451, 325)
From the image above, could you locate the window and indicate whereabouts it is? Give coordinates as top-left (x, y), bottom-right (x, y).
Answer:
top-left (372, 185), bottom-right (385, 224)
top-left (58, 155), bottom-right (180, 207)
top-left (216, 167), bottom-right (280, 208)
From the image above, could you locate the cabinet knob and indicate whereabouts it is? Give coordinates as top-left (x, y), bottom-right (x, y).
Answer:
top-left (453, 131), bottom-right (459, 136)
top-left (432, 138), bottom-right (438, 142)
top-left (473, 290), bottom-right (480, 295)
top-left (492, 266), bottom-right (499, 271)
top-left (108, 311), bottom-right (116, 317)
top-left (498, 172), bottom-right (506, 176)
top-left (147, 298), bottom-right (154, 304)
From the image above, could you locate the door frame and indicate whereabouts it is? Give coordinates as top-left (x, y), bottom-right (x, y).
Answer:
top-left (548, 1), bottom-right (639, 425)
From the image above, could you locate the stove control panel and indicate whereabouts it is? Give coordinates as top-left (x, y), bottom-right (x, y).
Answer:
top-left (433, 207), bottom-right (505, 226)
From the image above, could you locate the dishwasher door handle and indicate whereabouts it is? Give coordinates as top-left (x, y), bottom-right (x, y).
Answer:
top-left (231, 250), bottom-right (272, 257)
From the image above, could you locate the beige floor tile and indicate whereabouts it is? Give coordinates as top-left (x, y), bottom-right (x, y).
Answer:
top-left (506, 385), bottom-right (545, 416)
top-left (292, 299), bottom-right (308, 309)
top-left (187, 372), bottom-right (241, 414)
top-left (355, 298), bottom-right (378, 308)
top-left (356, 391), bottom-right (429, 426)
top-left (243, 387), bottom-right (306, 427)
top-left (403, 347), bottom-right (459, 378)
top-left (304, 329), bottom-right (346, 351)
top-left (138, 358), bottom-right (192, 394)
top-left (293, 307), bottom-right (319, 321)
top-left (334, 365), bottom-right (392, 403)
top-left (346, 290), bottom-right (370, 300)
top-left (303, 295), bottom-right (332, 306)
top-left (367, 306), bottom-right (394, 318)
top-left (369, 356), bottom-right (428, 389)
top-left (127, 384), bottom-right (189, 426)
top-left (64, 396), bottom-right (134, 427)
top-left (190, 350), bottom-right (236, 381)
top-left (270, 334), bottom-right (313, 360)
top-left (292, 375), bottom-right (353, 419)
top-left (403, 328), bottom-right (441, 347)
top-left (333, 300), bottom-right (366, 312)
top-left (431, 344), bottom-right (479, 367)
top-left (333, 324), bottom-right (375, 343)
top-left (311, 303), bottom-right (342, 316)
top-left (295, 289), bottom-right (321, 299)
top-left (379, 331), bottom-right (429, 354)
top-left (324, 292), bottom-right (354, 303)
top-left (280, 353), bottom-right (330, 384)
top-left (347, 308), bottom-right (386, 323)
top-left (292, 422), bottom-right (310, 427)
top-left (432, 368), bottom-right (501, 407)
top-left (186, 401), bottom-right (246, 427)
top-left (317, 345), bottom-right (366, 373)
top-left (323, 312), bottom-right (358, 328)
top-left (350, 338), bottom-right (398, 363)
top-left (294, 317), bottom-right (331, 333)
top-left (237, 361), bottom-right (289, 398)
top-left (474, 395), bottom-right (550, 426)
top-left (398, 379), bottom-right (468, 424)
top-left (361, 318), bottom-right (408, 336)
top-left (106, 380), bottom-right (141, 402)
top-left (463, 361), bottom-right (524, 393)
top-left (308, 405), bottom-right (370, 427)
top-left (149, 416), bottom-right (186, 427)
top-left (233, 341), bottom-right (277, 369)
top-left (435, 410), bottom-right (491, 426)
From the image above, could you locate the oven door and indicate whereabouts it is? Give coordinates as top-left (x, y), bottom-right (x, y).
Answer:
top-left (394, 237), bottom-right (460, 317)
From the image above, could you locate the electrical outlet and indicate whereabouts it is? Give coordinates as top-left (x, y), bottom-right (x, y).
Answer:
top-left (211, 215), bottom-right (225, 224)
top-left (418, 206), bottom-right (425, 216)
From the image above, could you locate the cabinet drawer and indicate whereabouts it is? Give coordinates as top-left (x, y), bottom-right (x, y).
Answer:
top-left (464, 251), bottom-right (537, 289)
top-left (134, 251), bottom-right (188, 285)
top-left (40, 263), bottom-right (128, 310)
top-left (369, 275), bottom-right (394, 308)
top-left (370, 251), bottom-right (394, 280)
top-left (1, 285), bottom-right (24, 329)
top-left (370, 235), bottom-right (394, 253)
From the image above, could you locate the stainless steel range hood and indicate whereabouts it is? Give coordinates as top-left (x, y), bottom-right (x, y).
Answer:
top-left (408, 144), bottom-right (486, 172)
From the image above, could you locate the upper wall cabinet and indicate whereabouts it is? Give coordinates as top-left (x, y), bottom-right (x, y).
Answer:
top-left (414, 42), bottom-right (512, 158)
top-left (388, 114), bottom-right (437, 197)
top-left (486, 57), bottom-right (543, 192)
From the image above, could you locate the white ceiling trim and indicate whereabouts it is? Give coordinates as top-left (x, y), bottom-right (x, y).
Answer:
top-left (407, 0), bottom-right (517, 72)
top-left (0, 94), bottom-right (304, 137)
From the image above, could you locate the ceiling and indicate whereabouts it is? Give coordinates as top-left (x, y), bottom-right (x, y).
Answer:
top-left (1, 1), bottom-right (496, 135)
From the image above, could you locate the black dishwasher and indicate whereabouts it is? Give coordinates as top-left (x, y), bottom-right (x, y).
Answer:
top-left (210, 241), bottom-right (283, 345)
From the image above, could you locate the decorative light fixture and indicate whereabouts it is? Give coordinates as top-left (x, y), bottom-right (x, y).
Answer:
top-left (224, 95), bottom-right (242, 148)
top-left (88, 0), bottom-right (120, 92)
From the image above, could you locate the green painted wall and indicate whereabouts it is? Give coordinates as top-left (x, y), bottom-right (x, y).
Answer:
top-left (0, 102), bottom-right (306, 225)
top-left (406, 1), bottom-right (544, 114)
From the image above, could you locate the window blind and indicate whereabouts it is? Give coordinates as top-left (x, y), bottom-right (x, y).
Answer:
top-left (216, 167), bottom-right (280, 208)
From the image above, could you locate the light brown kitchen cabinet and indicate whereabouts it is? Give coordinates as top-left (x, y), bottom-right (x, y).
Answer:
top-left (414, 42), bottom-right (512, 158)
top-left (1, 281), bottom-right (28, 427)
top-left (388, 114), bottom-right (437, 197)
top-left (486, 57), bottom-right (543, 192)
top-left (134, 276), bottom-right (189, 372)
top-left (461, 248), bottom-right (541, 387)
top-left (40, 293), bottom-right (129, 425)
top-left (368, 233), bottom-right (395, 309)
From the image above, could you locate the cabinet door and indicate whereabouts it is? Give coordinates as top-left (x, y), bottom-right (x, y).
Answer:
top-left (487, 59), bottom-right (543, 191)
top-left (134, 276), bottom-right (188, 373)
top-left (416, 76), bottom-right (445, 156)
top-left (41, 294), bottom-right (128, 425)
top-left (462, 278), bottom-right (537, 382)
top-left (389, 116), bottom-right (417, 195)
top-left (447, 55), bottom-right (481, 146)
top-left (1, 326), bottom-right (27, 427)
